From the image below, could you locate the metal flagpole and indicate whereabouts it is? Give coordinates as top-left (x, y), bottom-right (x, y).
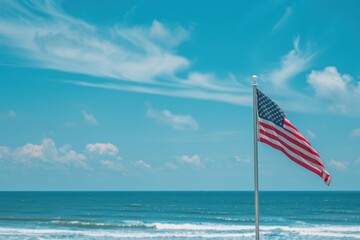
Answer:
top-left (252, 75), bottom-right (260, 240)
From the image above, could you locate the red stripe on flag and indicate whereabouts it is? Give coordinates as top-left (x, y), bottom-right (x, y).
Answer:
top-left (259, 128), bottom-right (324, 169)
top-left (259, 120), bottom-right (322, 161)
top-left (283, 119), bottom-right (311, 146)
top-left (259, 136), bottom-right (323, 178)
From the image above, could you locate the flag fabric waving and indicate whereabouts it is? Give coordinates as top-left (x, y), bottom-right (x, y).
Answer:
top-left (256, 89), bottom-right (331, 185)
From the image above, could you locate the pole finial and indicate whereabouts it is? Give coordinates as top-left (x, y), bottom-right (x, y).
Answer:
top-left (252, 75), bottom-right (258, 85)
top-left (252, 74), bottom-right (257, 81)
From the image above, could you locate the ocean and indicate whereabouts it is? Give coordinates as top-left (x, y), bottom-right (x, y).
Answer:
top-left (0, 191), bottom-right (359, 239)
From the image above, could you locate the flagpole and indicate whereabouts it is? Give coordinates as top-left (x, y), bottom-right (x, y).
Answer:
top-left (252, 74), bottom-right (260, 240)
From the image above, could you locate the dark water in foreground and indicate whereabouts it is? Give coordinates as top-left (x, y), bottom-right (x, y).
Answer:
top-left (0, 191), bottom-right (359, 239)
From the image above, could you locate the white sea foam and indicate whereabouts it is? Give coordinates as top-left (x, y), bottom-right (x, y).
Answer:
top-left (153, 223), bottom-right (254, 231)
top-left (261, 225), bottom-right (360, 239)
top-left (155, 223), bottom-right (360, 234)
top-left (0, 227), bottom-right (254, 238)
top-left (213, 216), bottom-right (250, 222)
top-left (0, 224), bottom-right (360, 239)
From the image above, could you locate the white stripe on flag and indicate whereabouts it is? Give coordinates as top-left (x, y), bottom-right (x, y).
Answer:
top-left (259, 118), bottom-right (323, 165)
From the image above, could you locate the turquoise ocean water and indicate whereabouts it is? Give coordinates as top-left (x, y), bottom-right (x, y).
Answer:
top-left (0, 191), bottom-right (359, 239)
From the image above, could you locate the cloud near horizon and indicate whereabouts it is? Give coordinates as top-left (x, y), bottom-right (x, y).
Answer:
top-left (0, 139), bottom-right (125, 169)
top-left (100, 160), bottom-right (124, 172)
top-left (85, 143), bottom-right (119, 156)
top-left (328, 159), bottom-right (347, 171)
top-left (135, 160), bottom-right (152, 169)
top-left (0, 138), bottom-right (87, 167)
top-left (178, 154), bottom-right (203, 166)
top-left (234, 155), bottom-right (251, 164)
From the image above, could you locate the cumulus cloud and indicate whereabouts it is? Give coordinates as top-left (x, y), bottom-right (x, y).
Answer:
top-left (0, 138), bottom-right (86, 167)
top-left (15, 142), bottom-right (45, 160)
top-left (328, 159), bottom-right (347, 170)
top-left (0, 139), bottom-right (124, 170)
top-left (135, 160), bottom-right (151, 169)
top-left (146, 103), bottom-right (199, 131)
top-left (0, 0), bottom-right (249, 106)
top-left (307, 67), bottom-right (360, 113)
top-left (82, 110), bottom-right (98, 125)
top-left (85, 143), bottom-right (118, 156)
top-left (100, 160), bottom-right (124, 172)
top-left (178, 154), bottom-right (202, 166)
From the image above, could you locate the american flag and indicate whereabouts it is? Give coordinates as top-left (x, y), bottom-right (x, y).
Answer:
top-left (257, 89), bottom-right (331, 185)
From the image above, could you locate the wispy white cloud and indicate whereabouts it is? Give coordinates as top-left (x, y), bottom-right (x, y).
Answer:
top-left (0, 110), bottom-right (17, 119)
top-left (306, 129), bottom-right (317, 139)
top-left (328, 159), bottom-right (347, 170)
top-left (234, 155), bottom-right (251, 164)
top-left (265, 36), bottom-right (315, 88)
top-left (351, 128), bottom-right (360, 137)
top-left (7, 110), bottom-right (17, 118)
top-left (258, 36), bottom-right (328, 113)
top-left (178, 154), bottom-right (203, 166)
top-left (166, 162), bottom-right (178, 170)
top-left (158, 130), bottom-right (241, 142)
top-left (0, 1), bottom-right (187, 82)
top-left (63, 121), bottom-right (76, 128)
top-left (272, 7), bottom-right (292, 32)
top-left (0, 146), bottom-right (11, 159)
top-left (70, 80), bottom-right (251, 106)
top-left (82, 110), bottom-right (98, 125)
top-left (135, 160), bottom-right (151, 169)
top-left (0, 0), bottom-right (250, 105)
top-left (148, 20), bottom-right (189, 48)
top-left (146, 103), bottom-right (199, 131)
top-left (307, 66), bottom-right (360, 113)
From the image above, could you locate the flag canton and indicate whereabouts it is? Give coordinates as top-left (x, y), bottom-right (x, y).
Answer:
top-left (257, 89), bottom-right (285, 127)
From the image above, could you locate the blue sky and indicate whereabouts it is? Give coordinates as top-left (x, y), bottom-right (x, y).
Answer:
top-left (0, 0), bottom-right (359, 191)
